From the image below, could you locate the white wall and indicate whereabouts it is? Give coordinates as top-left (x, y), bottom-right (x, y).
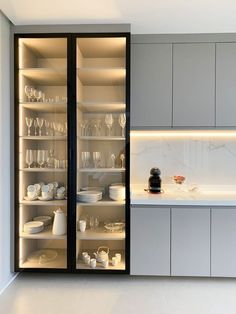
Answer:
top-left (0, 11), bottom-right (14, 293)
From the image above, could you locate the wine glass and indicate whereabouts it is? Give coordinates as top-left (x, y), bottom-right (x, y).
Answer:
top-left (36, 117), bottom-right (44, 136)
top-left (37, 150), bottom-right (45, 168)
top-left (120, 153), bottom-right (125, 168)
top-left (119, 113), bottom-right (126, 137)
top-left (44, 120), bottom-right (50, 136)
top-left (33, 119), bottom-right (38, 136)
top-left (110, 154), bottom-right (116, 168)
top-left (34, 90), bottom-right (42, 102)
top-left (81, 152), bottom-right (90, 168)
top-left (25, 149), bottom-right (34, 168)
top-left (25, 117), bottom-right (33, 136)
top-left (93, 152), bottom-right (101, 168)
top-left (105, 114), bottom-right (113, 136)
top-left (24, 86), bottom-right (34, 102)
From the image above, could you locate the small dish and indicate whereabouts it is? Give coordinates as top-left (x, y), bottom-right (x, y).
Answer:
top-left (38, 196), bottom-right (53, 201)
top-left (24, 195), bottom-right (38, 201)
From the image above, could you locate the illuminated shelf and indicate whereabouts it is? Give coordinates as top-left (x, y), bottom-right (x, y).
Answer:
top-left (77, 227), bottom-right (125, 240)
top-left (20, 200), bottom-right (67, 206)
top-left (21, 136), bottom-right (67, 141)
top-left (77, 250), bottom-right (125, 271)
top-left (20, 225), bottom-right (66, 240)
top-left (19, 68), bottom-right (66, 85)
top-left (78, 168), bottom-right (125, 173)
top-left (77, 198), bottom-right (125, 206)
top-left (78, 136), bottom-right (125, 141)
top-left (77, 101), bottom-right (125, 113)
top-left (20, 168), bottom-right (67, 172)
top-left (20, 249), bottom-right (67, 269)
top-left (20, 102), bottom-right (67, 113)
top-left (77, 67), bottom-right (125, 86)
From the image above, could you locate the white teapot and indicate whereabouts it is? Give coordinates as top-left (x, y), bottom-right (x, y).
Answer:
top-left (52, 208), bottom-right (67, 235)
top-left (94, 246), bottom-right (109, 263)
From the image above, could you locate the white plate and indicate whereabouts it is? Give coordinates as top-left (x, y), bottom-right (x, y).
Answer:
top-left (33, 216), bottom-right (52, 226)
top-left (24, 221), bottom-right (44, 234)
top-left (24, 196), bottom-right (38, 201)
top-left (38, 196), bottom-right (54, 201)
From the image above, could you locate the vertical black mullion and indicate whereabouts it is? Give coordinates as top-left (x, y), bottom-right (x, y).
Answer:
top-left (67, 34), bottom-right (77, 272)
top-left (125, 33), bottom-right (131, 274)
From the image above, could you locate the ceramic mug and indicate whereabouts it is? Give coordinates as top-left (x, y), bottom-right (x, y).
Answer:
top-left (85, 255), bottom-right (91, 265)
top-left (115, 253), bottom-right (121, 263)
top-left (27, 191), bottom-right (36, 199)
top-left (101, 260), bottom-right (109, 268)
top-left (82, 252), bottom-right (88, 262)
top-left (42, 191), bottom-right (50, 199)
top-left (90, 258), bottom-right (96, 269)
top-left (79, 220), bottom-right (86, 232)
top-left (112, 256), bottom-right (118, 266)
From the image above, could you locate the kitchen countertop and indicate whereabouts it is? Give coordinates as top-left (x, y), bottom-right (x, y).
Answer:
top-left (131, 184), bottom-right (236, 206)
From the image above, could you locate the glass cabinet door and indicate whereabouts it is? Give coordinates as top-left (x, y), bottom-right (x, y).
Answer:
top-left (76, 36), bottom-right (128, 272)
top-left (16, 37), bottom-right (68, 270)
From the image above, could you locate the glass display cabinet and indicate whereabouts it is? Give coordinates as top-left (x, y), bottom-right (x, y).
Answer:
top-left (15, 33), bottom-right (130, 273)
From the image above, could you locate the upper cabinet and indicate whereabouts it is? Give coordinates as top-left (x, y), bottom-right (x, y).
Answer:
top-left (131, 44), bottom-right (172, 128)
top-left (173, 43), bottom-right (215, 127)
top-left (216, 43), bottom-right (236, 126)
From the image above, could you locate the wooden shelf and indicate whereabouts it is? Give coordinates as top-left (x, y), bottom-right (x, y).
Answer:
top-left (19, 68), bottom-right (67, 85)
top-left (20, 249), bottom-right (67, 269)
top-left (77, 198), bottom-right (125, 206)
top-left (77, 227), bottom-right (125, 240)
top-left (77, 101), bottom-right (125, 113)
top-left (77, 68), bottom-right (125, 86)
top-left (78, 136), bottom-right (125, 141)
top-left (20, 136), bottom-right (67, 141)
top-left (20, 102), bottom-right (67, 113)
top-left (77, 250), bottom-right (125, 271)
top-left (20, 168), bottom-right (67, 172)
top-left (78, 168), bottom-right (125, 173)
top-left (20, 200), bottom-right (67, 206)
top-left (20, 225), bottom-right (66, 240)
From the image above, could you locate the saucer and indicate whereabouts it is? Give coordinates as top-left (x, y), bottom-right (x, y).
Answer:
top-left (24, 196), bottom-right (38, 201)
top-left (55, 195), bottom-right (65, 200)
top-left (38, 196), bottom-right (53, 201)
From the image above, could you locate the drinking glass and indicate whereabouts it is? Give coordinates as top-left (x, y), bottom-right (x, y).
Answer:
top-left (93, 119), bottom-right (102, 136)
top-left (34, 90), bottom-right (42, 102)
top-left (93, 152), bottom-right (101, 168)
top-left (94, 217), bottom-right (100, 229)
top-left (36, 117), bottom-right (44, 136)
top-left (24, 85), bottom-right (34, 102)
top-left (37, 150), bottom-right (45, 168)
top-left (44, 120), bottom-right (50, 136)
top-left (25, 149), bottom-right (34, 168)
top-left (120, 154), bottom-right (125, 168)
top-left (119, 113), bottom-right (126, 137)
top-left (44, 150), bottom-right (49, 168)
top-left (81, 152), bottom-right (90, 168)
top-left (32, 150), bottom-right (38, 168)
top-left (33, 119), bottom-right (38, 136)
top-left (89, 216), bottom-right (95, 230)
top-left (25, 117), bottom-right (33, 136)
top-left (105, 114), bottom-right (113, 136)
top-left (110, 153), bottom-right (116, 168)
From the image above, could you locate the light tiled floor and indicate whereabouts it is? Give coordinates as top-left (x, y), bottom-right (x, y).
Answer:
top-left (1, 274), bottom-right (236, 314)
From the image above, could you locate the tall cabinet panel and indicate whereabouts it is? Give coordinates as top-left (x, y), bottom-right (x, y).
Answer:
top-left (15, 37), bottom-right (69, 270)
top-left (76, 36), bottom-right (130, 272)
top-left (216, 43), bottom-right (236, 126)
top-left (131, 44), bottom-right (172, 128)
top-left (173, 43), bottom-right (215, 127)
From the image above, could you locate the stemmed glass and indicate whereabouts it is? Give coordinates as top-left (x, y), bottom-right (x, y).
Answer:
top-left (110, 154), bottom-right (116, 168)
top-left (25, 117), bottom-right (33, 136)
top-left (34, 90), bottom-right (42, 102)
top-left (36, 117), bottom-right (44, 136)
top-left (93, 152), bottom-right (101, 168)
top-left (120, 154), bottom-right (125, 168)
top-left (81, 152), bottom-right (90, 168)
top-left (25, 149), bottom-right (34, 168)
top-left (24, 86), bottom-right (34, 102)
top-left (33, 119), bottom-right (38, 136)
top-left (37, 150), bottom-right (45, 168)
top-left (44, 120), bottom-right (50, 136)
top-left (119, 113), bottom-right (126, 137)
top-left (105, 114), bottom-right (113, 137)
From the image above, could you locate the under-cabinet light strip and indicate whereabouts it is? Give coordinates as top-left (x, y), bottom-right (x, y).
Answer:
top-left (130, 130), bottom-right (236, 138)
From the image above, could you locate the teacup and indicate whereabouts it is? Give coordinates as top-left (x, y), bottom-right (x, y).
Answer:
top-left (56, 193), bottom-right (65, 200)
top-left (101, 260), bottom-right (109, 268)
top-left (42, 191), bottom-right (50, 199)
top-left (27, 191), bottom-right (36, 199)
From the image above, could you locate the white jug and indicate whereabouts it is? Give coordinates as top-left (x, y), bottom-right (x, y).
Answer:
top-left (52, 208), bottom-right (67, 235)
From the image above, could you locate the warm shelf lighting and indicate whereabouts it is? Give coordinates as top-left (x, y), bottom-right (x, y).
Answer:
top-left (130, 130), bottom-right (236, 138)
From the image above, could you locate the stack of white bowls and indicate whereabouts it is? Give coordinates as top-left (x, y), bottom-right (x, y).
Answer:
top-left (24, 221), bottom-right (44, 234)
top-left (109, 184), bottom-right (125, 201)
top-left (77, 191), bottom-right (102, 203)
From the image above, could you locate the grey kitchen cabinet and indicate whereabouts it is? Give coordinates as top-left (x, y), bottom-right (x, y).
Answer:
top-left (131, 44), bottom-right (172, 128)
top-left (211, 208), bottom-right (236, 277)
top-left (131, 206), bottom-right (170, 275)
top-left (171, 208), bottom-right (210, 276)
top-left (216, 43), bottom-right (236, 126)
top-left (173, 43), bottom-right (215, 127)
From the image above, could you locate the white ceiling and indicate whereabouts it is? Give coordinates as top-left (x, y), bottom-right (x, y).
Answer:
top-left (1, 0), bottom-right (236, 34)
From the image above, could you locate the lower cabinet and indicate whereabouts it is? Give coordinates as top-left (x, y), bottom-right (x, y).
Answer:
top-left (171, 208), bottom-right (211, 276)
top-left (131, 206), bottom-right (170, 276)
top-left (211, 208), bottom-right (236, 277)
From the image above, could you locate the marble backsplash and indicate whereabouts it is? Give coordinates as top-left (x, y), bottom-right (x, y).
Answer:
top-left (131, 136), bottom-right (236, 186)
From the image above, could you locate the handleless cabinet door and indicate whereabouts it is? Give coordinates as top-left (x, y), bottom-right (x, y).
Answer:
top-left (131, 206), bottom-right (170, 276)
top-left (131, 44), bottom-right (172, 128)
top-left (173, 44), bottom-right (215, 127)
top-left (211, 208), bottom-right (236, 277)
top-left (216, 43), bottom-right (236, 126)
top-left (171, 208), bottom-right (210, 276)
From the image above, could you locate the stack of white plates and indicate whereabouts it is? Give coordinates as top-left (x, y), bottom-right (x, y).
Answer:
top-left (80, 186), bottom-right (105, 196)
top-left (33, 216), bottom-right (52, 226)
top-left (24, 221), bottom-right (44, 234)
top-left (109, 185), bottom-right (125, 201)
top-left (77, 191), bottom-right (102, 203)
